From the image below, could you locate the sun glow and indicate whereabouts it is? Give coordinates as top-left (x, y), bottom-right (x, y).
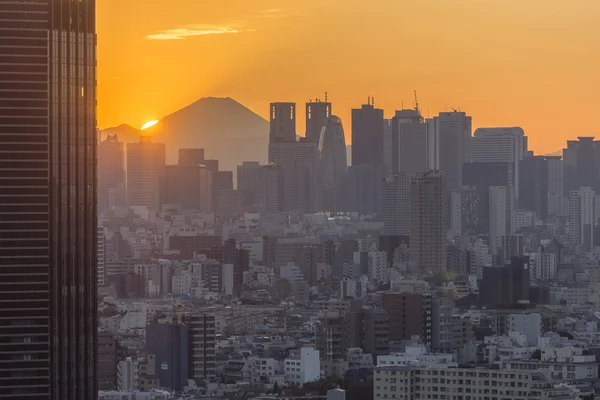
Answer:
top-left (141, 120), bottom-right (159, 130)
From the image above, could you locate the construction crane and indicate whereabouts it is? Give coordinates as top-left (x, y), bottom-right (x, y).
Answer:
top-left (414, 90), bottom-right (419, 112)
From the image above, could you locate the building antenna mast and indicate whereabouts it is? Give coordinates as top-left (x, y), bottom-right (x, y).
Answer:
top-left (414, 90), bottom-right (419, 112)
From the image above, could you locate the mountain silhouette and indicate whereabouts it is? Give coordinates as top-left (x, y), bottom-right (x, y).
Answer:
top-left (101, 97), bottom-right (269, 173)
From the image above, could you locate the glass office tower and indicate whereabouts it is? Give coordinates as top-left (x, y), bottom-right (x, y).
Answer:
top-left (0, 1), bottom-right (97, 399)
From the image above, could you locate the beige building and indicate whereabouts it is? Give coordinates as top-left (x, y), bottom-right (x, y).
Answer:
top-left (374, 365), bottom-right (581, 400)
top-left (127, 136), bottom-right (166, 210)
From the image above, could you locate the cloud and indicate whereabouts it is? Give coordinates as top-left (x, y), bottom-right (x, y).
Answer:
top-left (146, 24), bottom-right (246, 40)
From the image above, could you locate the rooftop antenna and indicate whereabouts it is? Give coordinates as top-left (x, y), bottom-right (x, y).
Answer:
top-left (372, 97), bottom-right (375, 107)
top-left (324, 92), bottom-right (328, 102)
top-left (414, 90), bottom-right (419, 112)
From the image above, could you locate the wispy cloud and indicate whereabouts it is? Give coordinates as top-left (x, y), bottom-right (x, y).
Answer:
top-left (146, 8), bottom-right (292, 41)
top-left (146, 24), bottom-right (247, 40)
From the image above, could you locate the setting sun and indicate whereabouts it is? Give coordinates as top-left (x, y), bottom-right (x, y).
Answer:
top-left (141, 120), bottom-right (158, 130)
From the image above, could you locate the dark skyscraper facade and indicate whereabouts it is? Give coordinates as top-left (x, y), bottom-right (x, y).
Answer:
top-left (269, 102), bottom-right (296, 143)
top-left (351, 103), bottom-right (384, 167)
top-left (306, 100), bottom-right (331, 143)
top-left (98, 135), bottom-right (125, 213)
top-left (318, 115), bottom-right (347, 212)
top-left (0, 1), bottom-right (97, 399)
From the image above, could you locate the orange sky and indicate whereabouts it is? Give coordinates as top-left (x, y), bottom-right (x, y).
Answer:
top-left (97, 0), bottom-right (600, 154)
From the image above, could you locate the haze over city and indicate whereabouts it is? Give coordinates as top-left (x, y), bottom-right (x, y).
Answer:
top-left (98, 0), bottom-right (600, 153)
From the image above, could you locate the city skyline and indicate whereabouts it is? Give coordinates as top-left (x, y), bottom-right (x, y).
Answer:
top-left (97, 0), bottom-right (600, 154)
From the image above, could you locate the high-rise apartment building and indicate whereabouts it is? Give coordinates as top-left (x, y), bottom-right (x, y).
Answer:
top-left (98, 331), bottom-right (118, 391)
top-left (268, 141), bottom-right (319, 212)
top-left (98, 225), bottom-right (106, 286)
top-left (318, 115), bottom-right (348, 212)
top-left (351, 102), bottom-right (384, 167)
top-left (127, 137), bottom-right (166, 210)
top-left (426, 111), bottom-right (472, 190)
top-left (269, 102), bottom-right (296, 143)
top-left (0, 1), bottom-right (98, 398)
top-left (388, 109), bottom-right (426, 176)
top-left (306, 99), bottom-right (332, 143)
top-left (186, 313), bottom-right (217, 382)
top-left (255, 164), bottom-right (284, 212)
top-left (98, 134), bottom-right (125, 212)
top-left (382, 293), bottom-right (432, 344)
top-left (382, 174), bottom-right (411, 235)
top-left (237, 161), bottom-right (262, 206)
top-left (569, 187), bottom-right (596, 253)
top-left (546, 156), bottom-right (564, 216)
top-left (410, 171), bottom-right (447, 272)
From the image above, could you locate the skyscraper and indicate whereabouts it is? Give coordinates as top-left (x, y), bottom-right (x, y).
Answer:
top-left (178, 148), bottom-right (205, 166)
top-left (546, 156), bottom-right (564, 216)
top-left (164, 164), bottom-right (212, 211)
top-left (98, 134), bottom-right (125, 212)
top-left (410, 171), bottom-right (447, 272)
top-left (569, 187), bottom-right (596, 253)
top-left (306, 99), bottom-right (331, 144)
top-left (426, 111), bottom-right (472, 190)
top-left (269, 102), bottom-right (296, 143)
top-left (318, 116), bottom-right (348, 212)
top-left (389, 109), bottom-right (426, 176)
top-left (237, 161), bottom-right (262, 206)
top-left (471, 127), bottom-right (526, 201)
top-left (488, 186), bottom-right (514, 254)
top-left (519, 155), bottom-right (548, 220)
top-left (0, 1), bottom-right (97, 398)
top-left (351, 101), bottom-right (384, 167)
top-left (127, 137), bottom-right (166, 210)
top-left (255, 164), bottom-right (284, 212)
top-left (383, 174), bottom-right (411, 235)
top-left (343, 165), bottom-right (385, 215)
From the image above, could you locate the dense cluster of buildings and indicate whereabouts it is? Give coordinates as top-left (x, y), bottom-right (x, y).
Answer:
top-left (96, 97), bottom-right (600, 400)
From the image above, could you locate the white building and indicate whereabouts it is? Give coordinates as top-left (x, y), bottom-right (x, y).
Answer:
top-left (377, 343), bottom-right (457, 368)
top-left (367, 249), bottom-right (388, 284)
top-left (569, 187), bottom-right (595, 253)
top-left (221, 263), bottom-right (234, 295)
top-left (513, 209), bottom-right (535, 232)
top-left (284, 347), bottom-right (320, 386)
top-left (529, 252), bottom-right (557, 281)
top-left (279, 262), bottom-right (304, 282)
top-left (507, 312), bottom-right (541, 346)
top-left (340, 275), bottom-right (368, 299)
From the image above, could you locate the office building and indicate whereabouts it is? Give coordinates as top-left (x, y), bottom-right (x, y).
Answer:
top-left (146, 323), bottom-right (189, 392)
top-left (185, 313), bottom-right (217, 382)
top-left (351, 101), bottom-right (384, 166)
top-left (315, 312), bottom-right (344, 361)
top-left (178, 148), bottom-right (205, 166)
top-left (164, 164), bottom-right (212, 211)
top-left (471, 127), bottom-right (526, 200)
top-left (98, 134), bottom-right (125, 212)
top-left (237, 161), bottom-right (262, 206)
top-left (410, 171), bottom-right (447, 272)
top-left (489, 186), bottom-right (514, 253)
top-left (127, 137), bottom-right (166, 210)
top-left (306, 99), bottom-right (332, 143)
top-left (362, 309), bottom-right (390, 358)
top-left (343, 164), bottom-right (385, 215)
top-left (426, 111), bottom-right (472, 190)
top-left (0, 1), bottom-right (97, 397)
top-left (383, 293), bottom-right (432, 343)
top-left (480, 256), bottom-right (531, 308)
top-left (529, 251), bottom-right (557, 282)
top-left (269, 141), bottom-right (319, 212)
top-left (269, 102), bottom-right (296, 143)
top-left (519, 155), bottom-right (548, 220)
top-left (389, 109), bottom-right (426, 176)
top-left (546, 156), bottom-right (564, 216)
top-left (213, 170), bottom-right (234, 213)
top-left (98, 331), bottom-right (118, 391)
top-left (383, 174), bottom-right (410, 235)
top-left (255, 164), bottom-right (284, 212)
top-left (569, 187), bottom-right (596, 253)
top-left (319, 115), bottom-right (348, 212)
top-left (284, 348), bottom-right (320, 386)
top-left (563, 137), bottom-right (600, 193)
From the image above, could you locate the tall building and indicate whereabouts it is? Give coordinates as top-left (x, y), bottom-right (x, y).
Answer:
top-left (343, 165), bottom-right (385, 215)
top-left (318, 115), bottom-right (348, 212)
top-left (383, 174), bottom-right (411, 235)
top-left (351, 101), bottom-right (384, 167)
top-left (98, 134), bottom-right (125, 212)
top-left (306, 99), bottom-right (332, 143)
top-left (426, 111), bottom-right (472, 190)
top-left (389, 109), bottom-right (426, 176)
top-left (237, 161), bottom-right (262, 206)
top-left (488, 186), bottom-right (514, 254)
top-left (569, 187), bottom-right (596, 253)
top-left (563, 137), bottom-right (600, 194)
top-left (480, 256), bottom-right (531, 308)
top-left (213, 170), bottom-right (234, 213)
top-left (178, 148), bottom-right (205, 166)
top-left (255, 164), bottom-right (284, 212)
top-left (127, 137), bottom-right (166, 210)
top-left (146, 323), bottom-right (189, 392)
top-left (0, 1), bottom-right (98, 398)
top-left (268, 141), bottom-right (319, 212)
top-left (185, 313), bottom-right (217, 382)
top-left (519, 155), bottom-right (548, 220)
top-left (98, 331), bottom-right (118, 391)
top-left (471, 127), bottom-right (526, 201)
top-left (98, 225), bottom-right (106, 286)
top-left (269, 102), bottom-right (296, 143)
top-left (546, 156), bottom-right (564, 216)
top-left (410, 171), bottom-right (447, 272)
top-left (383, 293), bottom-right (432, 344)
top-left (164, 164), bottom-right (212, 211)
